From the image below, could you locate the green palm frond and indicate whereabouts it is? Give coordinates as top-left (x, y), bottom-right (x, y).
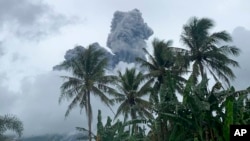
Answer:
top-left (114, 68), bottom-right (153, 123)
top-left (65, 90), bottom-right (86, 117)
top-left (0, 114), bottom-right (23, 138)
top-left (219, 45), bottom-right (240, 56)
top-left (181, 17), bottom-right (240, 86)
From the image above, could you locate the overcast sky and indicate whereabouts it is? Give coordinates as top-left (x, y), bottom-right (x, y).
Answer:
top-left (0, 0), bottom-right (250, 137)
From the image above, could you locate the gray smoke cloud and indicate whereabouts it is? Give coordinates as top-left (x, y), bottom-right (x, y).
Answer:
top-left (53, 45), bottom-right (85, 71)
top-left (64, 46), bottom-right (86, 61)
top-left (0, 0), bottom-right (78, 40)
top-left (54, 9), bottom-right (153, 70)
top-left (53, 42), bottom-right (113, 70)
top-left (107, 9), bottom-right (153, 67)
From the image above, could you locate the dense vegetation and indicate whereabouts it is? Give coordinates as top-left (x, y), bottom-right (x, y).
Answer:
top-left (57, 17), bottom-right (250, 141)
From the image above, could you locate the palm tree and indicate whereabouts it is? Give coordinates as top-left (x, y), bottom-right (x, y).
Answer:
top-left (181, 17), bottom-right (240, 85)
top-left (138, 38), bottom-right (187, 85)
top-left (55, 45), bottom-right (116, 141)
top-left (113, 68), bottom-right (154, 134)
top-left (0, 114), bottom-right (23, 140)
top-left (136, 38), bottom-right (188, 105)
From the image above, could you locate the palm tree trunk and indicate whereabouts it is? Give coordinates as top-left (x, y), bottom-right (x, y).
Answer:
top-left (131, 108), bottom-right (137, 135)
top-left (87, 91), bottom-right (92, 141)
top-left (198, 62), bottom-right (205, 79)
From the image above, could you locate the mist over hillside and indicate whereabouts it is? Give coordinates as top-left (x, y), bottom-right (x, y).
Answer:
top-left (11, 132), bottom-right (87, 141)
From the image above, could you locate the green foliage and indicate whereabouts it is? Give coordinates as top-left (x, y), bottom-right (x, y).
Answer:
top-left (95, 110), bottom-right (147, 141)
top-left (181, 17), bottom-right (240, 86)
top-left (160, 78), bottom-right (250, 141)
top-left (136, 38), bottom-right (187, 94)
top-left (56, 44), bottom-right (117, 141)
top-left (0, 114), bottom-right (23, 139)
top-left (55, 17), bottom-right (249, 141)
top-left (113, 68), bottom-right (154, 126)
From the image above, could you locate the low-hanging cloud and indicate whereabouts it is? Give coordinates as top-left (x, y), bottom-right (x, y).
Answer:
top-left (0, 41), bottom-right (4, 56)
top-left (0, 71), bottom-right (115, 137)
top-left (0, 0), bottom-right (78, 40)
top-left (107, 9), bottom-right (153, 67)
top-left (231, 26), bottom-right (250, 89)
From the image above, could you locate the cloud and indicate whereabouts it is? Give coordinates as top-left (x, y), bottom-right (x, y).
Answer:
top-left (53, 42), bottom-right (114, 70)
top-left (0, 0), bottom-right (78, 40)
top-left (0, 84), bottom-right (18, 113)
top-left (0, 41), bottom-right (4, 56)
top-left (231, 26), bottom-right (250, 89)
top-left (107, 9), bottom-right (153, 67)
top-left (52, 45), bottom-right (86, 71)
top-left (0, 71), bottom-right (115, 137)
top-left (112, 61), bottom-right (145, 75)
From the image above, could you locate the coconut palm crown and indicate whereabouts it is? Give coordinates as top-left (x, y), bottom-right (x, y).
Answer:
top-left (181, 17), bottom-right (240, 85)
top-left (113, 68), bottom-right (154, 122)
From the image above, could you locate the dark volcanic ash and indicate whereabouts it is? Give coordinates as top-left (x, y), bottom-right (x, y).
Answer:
top-left (53, 43), bottom-right (113, 71)
top-left (54, 9), bottom-right (153, 71)
top-left (107, 9), bottom-right (153, 67)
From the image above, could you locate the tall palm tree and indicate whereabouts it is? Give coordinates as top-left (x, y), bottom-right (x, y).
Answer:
top-left (0, 114), bottom-right (23, 140)
top-left (55, 45), bottom-right (116, 141)
top-left (136, 38), bottom-right (188, 104)
top-left (181, 17), bottom-right (240, 85)
top-left (113, 68), bottom-right (154, 134)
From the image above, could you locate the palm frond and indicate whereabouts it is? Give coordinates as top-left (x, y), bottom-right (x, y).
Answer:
top-left (0, 115), bottom-right (23, 137)
top-left (65, 91), bottom-right (85, 117)
top-left (219, 45), bottom-right (240, 56)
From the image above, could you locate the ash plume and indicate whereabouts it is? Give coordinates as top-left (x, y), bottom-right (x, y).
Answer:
top-left (53, 43), bottom-right (112, 71)
top-left (54, 9), bottom-right (153, 71)
top-left (107, 9), bottom-right (153, 67)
